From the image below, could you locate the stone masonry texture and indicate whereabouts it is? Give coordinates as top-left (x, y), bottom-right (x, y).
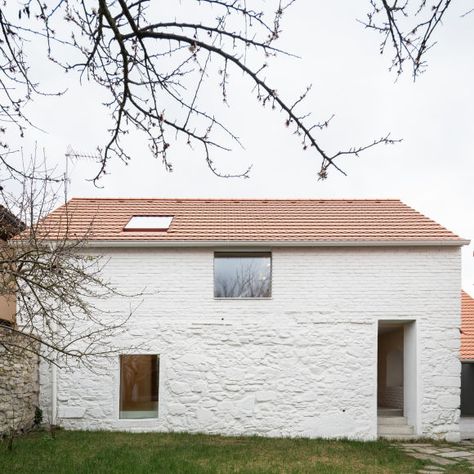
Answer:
top-left (0, 327), bottom-right (39, 434)
top-left (39, 246), bottom-right (462, 440)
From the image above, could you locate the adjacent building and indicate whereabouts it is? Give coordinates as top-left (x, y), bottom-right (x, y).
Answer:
top-left (461, 290), bottom-right (474, 439)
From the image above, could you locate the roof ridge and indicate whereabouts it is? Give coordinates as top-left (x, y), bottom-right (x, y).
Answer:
top-left (67, 197), bottom-right (403, 202)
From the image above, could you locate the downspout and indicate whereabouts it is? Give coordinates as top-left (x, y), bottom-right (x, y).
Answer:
top-left (51, 363), bottom-right (57, 425)
top-left (51, 315), bottom-right (58, 426)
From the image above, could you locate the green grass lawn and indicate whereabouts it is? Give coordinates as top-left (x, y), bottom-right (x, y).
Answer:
top-left (0, 430), bottom-right (470, 474)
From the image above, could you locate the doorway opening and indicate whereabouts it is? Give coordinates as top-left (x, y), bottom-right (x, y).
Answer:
top-left (377, 320), bottom-right (417, 438)
top-left (461, 362), bottom-right (474, 416)
top-left (461, 362), bottom-right (474, 439)
top-left (378, 322), bottom-right (404, 415)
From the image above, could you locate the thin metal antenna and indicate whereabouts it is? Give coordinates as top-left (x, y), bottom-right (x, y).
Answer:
top-left (64, 145), bottom-right (101, 199)
top-left (64, 145), bottom-right (72, 201)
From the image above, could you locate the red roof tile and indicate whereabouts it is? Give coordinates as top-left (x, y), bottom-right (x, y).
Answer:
top-left (37, 198), bottom-right (466, 244)
top-left (462, 290), bottom-right (474, 360)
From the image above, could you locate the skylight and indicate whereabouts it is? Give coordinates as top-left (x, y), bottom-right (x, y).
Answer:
top-left (124, 216), bottom-right (173, 231)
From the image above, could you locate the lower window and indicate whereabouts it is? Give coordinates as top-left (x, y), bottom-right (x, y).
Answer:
top-left (119, 354), bottom-right (159, 419)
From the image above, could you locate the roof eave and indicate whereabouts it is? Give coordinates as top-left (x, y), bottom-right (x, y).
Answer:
top-left (72, 238), bottom-right (470, 248)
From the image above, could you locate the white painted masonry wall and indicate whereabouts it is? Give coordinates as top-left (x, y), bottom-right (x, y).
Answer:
top-left (39, 246), bottom-right (462, 440)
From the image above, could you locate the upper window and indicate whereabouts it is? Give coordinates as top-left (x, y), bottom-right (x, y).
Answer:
top-left (124, 216), bottom-right (173, 231)
top-left (119, 354), bottom-right (159, 419)
top-left (214, 252), bottom-right (272, 298)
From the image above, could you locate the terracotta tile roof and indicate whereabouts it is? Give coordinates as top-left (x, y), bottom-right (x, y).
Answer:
top-left (37, 198), bottom-right (466, 244)
top-left (462, 290), bottom-right (474, 360)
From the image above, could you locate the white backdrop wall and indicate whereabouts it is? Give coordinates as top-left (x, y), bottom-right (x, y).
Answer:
top-left (39, 246), bottom-right (462, 440)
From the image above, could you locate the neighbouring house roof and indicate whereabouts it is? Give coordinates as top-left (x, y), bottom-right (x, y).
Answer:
top-left (36, 198), bottom-right (467, 246)
top-left (462, 290), bottom-right (474, 361)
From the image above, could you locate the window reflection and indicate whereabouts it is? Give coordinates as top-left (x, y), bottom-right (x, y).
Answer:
top-left (214, 252), bottom-right (272, 298)
top-left (119, 355), bottom-right (159, 419)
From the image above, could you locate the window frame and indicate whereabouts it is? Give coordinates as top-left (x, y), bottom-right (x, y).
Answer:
top-left (213, 251), bottom-right (272, 299)
top-left (118, 354), bottom-right (160, 420)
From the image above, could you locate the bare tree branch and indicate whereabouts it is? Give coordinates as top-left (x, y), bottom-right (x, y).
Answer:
top-left (0, 151), bottom-right (143, 368)
top-left (0, 1), bottom-right (400, 183)
top-left (360, 0), bottom-right (453, 78)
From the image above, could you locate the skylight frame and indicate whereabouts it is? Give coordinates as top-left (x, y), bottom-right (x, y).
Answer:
top-left (123, 215), bottom-right (174, 231)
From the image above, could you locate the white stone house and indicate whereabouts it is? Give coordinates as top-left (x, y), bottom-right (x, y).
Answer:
top-left (38, 198), bottom-right (468, 441)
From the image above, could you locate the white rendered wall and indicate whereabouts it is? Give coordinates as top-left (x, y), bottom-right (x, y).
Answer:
top-left (39, 246), bottom-right (462, 440)
top-left (461, 418), bottom-right (474, 439)
top-left (404, 321), bottom-right (418, 432)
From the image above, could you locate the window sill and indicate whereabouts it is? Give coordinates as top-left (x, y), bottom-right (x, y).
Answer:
top-left (117, 417), bottom-right (159, 422)
top-left (214, 297), bottom-right (272, 301)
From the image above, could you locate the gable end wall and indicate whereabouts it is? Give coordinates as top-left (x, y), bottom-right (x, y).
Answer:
top-left (39, 246), bottom-right (462, 440)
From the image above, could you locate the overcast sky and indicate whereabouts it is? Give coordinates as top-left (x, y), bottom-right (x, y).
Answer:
top-left (11, 1), bottom-right (474, 290)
